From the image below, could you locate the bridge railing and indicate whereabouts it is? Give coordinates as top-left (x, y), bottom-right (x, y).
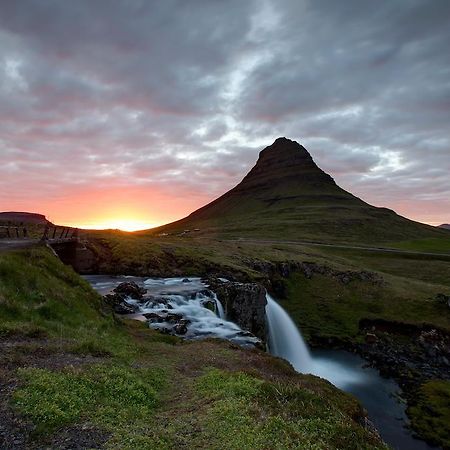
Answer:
top-left (41, 225), bottom-right (79, 242)
top-left (0, 225), bottom-right (29, 239)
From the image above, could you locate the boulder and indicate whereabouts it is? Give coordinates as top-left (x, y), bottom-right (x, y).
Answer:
top-left (103, 292), bottom-right (137, 314)
top-left (174, 323), bottom-right (188, 335)
top-left (435, 293), bottom-right (450, 308)
top-left (365, 333), bottom-right (378, 344)
top-left (113, 281), bottom-right (147, 300)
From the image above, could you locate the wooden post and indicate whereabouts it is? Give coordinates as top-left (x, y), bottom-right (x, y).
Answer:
top-left (6, 227), bottom-right (10, 238)
top-left (41, 224), bottom-right (49, 241)
top-left (59, 227), bottom-right (66, 239)
top-left (15, 227), bottom-right (19, 238)
top-left (23, 227), bottom-right (28, 238)
top-left (64, 228), bottom-right (70, 238)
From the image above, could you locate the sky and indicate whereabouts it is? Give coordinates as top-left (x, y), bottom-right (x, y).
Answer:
top-left (0, 0), bottom-right (449, 230)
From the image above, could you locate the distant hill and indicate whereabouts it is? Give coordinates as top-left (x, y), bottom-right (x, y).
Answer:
top-left (439, 224), bottom-right (450, 230)
top-left (153, 137), bottom-right (446, 244)
top-left (0, 211), bottom-right (50, 225)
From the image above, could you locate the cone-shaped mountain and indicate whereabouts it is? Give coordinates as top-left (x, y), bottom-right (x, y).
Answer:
top-left (156, 138), bottom-right (445, 244)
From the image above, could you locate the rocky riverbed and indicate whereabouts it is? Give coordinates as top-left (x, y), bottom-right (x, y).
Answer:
top-left (88, 276), bottom-right (265, 348)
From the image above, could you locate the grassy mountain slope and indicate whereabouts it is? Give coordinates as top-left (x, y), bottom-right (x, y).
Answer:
top-left (0, 247), bottom-right (385, 449)
top-left (153, 138), bottom-right (446, 245)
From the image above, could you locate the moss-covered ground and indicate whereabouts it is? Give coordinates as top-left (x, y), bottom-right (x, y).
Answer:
top-left (0, 247), bottom-right (386, 449)
top-left (408, 380), bottom-right (450, 448)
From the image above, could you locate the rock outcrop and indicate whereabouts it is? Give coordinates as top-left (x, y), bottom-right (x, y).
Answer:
top-left (357, 319), bottom-right (450, 390)
top-left (207, 278), bottom-right (267, 341)
top-left (245, 259), bottom-right (383, 298)
top-left (102, 281), bottom-right (146, 314)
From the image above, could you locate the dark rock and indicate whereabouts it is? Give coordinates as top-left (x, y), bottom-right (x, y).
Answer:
top-left (103, 292), bottom-right (137, 314)
top-left (365, 333), bottom-right (378, 344)
top-left (201, 299), bottom-right (216, 313)
top-left (245, 259), bottom-right (383, 288)
top-left (435, 293), bottom-right (450, 308)
top-left (174, 323), bottom-right (188, 335)
top-left (166, 313), bottom-right (183, 323)
top-left (207, 278), bottom-right (267, 341)
top-left (113, 281), bottom-right (147, 300)
top-left (113, 302), bottom-right (136, 315)
top-left (144, 312), bottom-right (166, 322)
top-left (182, 278), bottom-right (190, 283)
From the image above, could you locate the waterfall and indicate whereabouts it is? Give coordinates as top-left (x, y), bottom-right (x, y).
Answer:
top-left (266, 294), bottom-right (313, 373)
top-left (214, 295), bottom-right (226, 319)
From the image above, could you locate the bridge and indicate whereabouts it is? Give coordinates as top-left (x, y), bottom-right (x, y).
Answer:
top-left (0, 224), bottom-right (96, 272)
top-left (40, 225), bottom-right (79, 244)
top-left (0, 224), bottom-right (80, 260)
top-left (0, 224), bottom-right (79, 245)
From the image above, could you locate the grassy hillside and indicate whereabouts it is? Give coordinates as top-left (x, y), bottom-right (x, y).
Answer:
top-left (0, 247), bottom-right (385, 449)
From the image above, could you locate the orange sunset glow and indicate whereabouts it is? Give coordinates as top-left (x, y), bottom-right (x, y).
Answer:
top-left (0, 0), bottom-right (449, 230)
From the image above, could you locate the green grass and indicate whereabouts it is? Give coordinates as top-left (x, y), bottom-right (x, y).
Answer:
top-left (14, 365), bottom-right (166, 434)
top-left (387, 237), bottom-right (450, 253)
top-left (408, 380), bottom-right (450, 448)
top-left (190, 368), bottom-right (387, 450)
top-left (283, 271), bottom-right (450, 342)
top-left (0, 247), bottom-right (140, 362)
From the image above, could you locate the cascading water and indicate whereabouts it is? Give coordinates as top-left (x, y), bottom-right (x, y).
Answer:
top-left (266, 293), bottom-right (362, 385)
top-left (266, 294), bottom-right (313, 373)
top-left (214, 295), bottom-right (226, 319)
top-left (85, 275), bottom-right (257, 347)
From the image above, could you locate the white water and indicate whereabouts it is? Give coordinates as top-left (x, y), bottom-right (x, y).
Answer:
top-left (85, 275), bottom-right (258, 347)
top-left (215, 296), bottom-right (226, 319)
top-left (266, 294), bottom-right (366, 388)
top-left (266, 294), bottom-right (313, 372)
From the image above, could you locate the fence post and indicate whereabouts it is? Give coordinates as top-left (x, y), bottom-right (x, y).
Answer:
top-left (41, 224), bottom-right (49, 241)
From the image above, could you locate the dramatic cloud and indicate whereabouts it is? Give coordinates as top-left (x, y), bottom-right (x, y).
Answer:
top-left (0, 0), bottom-right (449, 227)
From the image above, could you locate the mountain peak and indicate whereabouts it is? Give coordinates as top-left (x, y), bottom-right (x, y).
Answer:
top-left (239, 137), bottom-right (334, 190)
top-left (257, 137), bottom-right (313, 166)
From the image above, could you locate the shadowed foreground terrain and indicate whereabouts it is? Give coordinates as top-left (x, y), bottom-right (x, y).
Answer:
top-left (0, 248), bottom-right (385, 449)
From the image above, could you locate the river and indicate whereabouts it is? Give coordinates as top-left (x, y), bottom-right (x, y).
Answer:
top-left (85, 275), bottom-right (435, 450)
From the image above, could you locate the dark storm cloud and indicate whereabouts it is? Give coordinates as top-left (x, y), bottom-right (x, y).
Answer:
top-left (0, 0), bottom-right (449, 224)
